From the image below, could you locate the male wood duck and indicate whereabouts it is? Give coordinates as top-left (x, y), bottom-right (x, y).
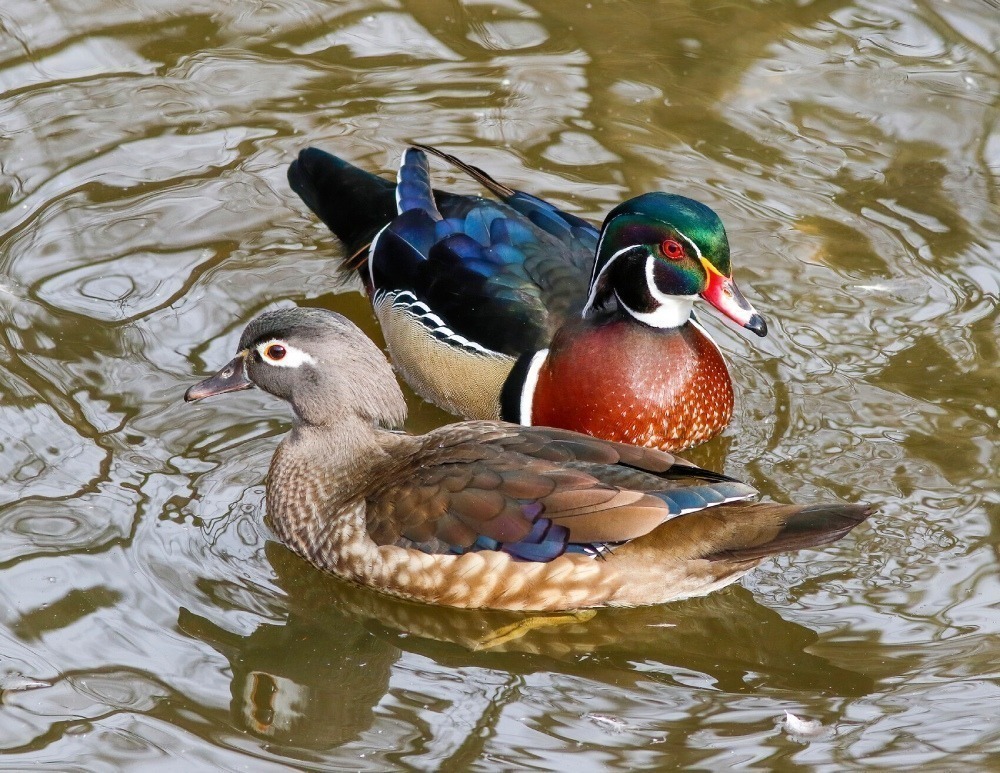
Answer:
top-left (185, 307), bottom-right (871, 611)
top-left (287, 145), bottom-right (767, 453)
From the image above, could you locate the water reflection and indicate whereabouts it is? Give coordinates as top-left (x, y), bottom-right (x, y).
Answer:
top-left (272, 543), bottom-right (872, 691)
top-left (1, 0), bottom-right (998, 766)
top-left (179, 601), bottom-right (397, 751)
top-left (177, 540), bottom-right (874, 752)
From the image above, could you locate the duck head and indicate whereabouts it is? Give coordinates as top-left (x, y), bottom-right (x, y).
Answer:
top-left (582, 192), bottom-right (767, 336)
top-left (184, 307), bottom-right (407, 429)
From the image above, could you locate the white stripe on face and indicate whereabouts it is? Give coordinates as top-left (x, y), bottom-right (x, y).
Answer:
top-left (581, 245), bottom-right (645, 317)
top-left (612, 257), bottom-right (697, 328)
top-left (674, 228), bottom-right (702, 260)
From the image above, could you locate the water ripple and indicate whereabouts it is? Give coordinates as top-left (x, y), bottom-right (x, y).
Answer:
top-left (0, 0), bottom-right (998, 767)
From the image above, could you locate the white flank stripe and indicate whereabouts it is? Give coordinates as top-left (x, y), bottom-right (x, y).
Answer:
top-left (395, 154), bottom-right (405, 213)
top-left (368, 224), bottom-right (389, 288)
top-left (519, 348), bottom-right (549, 425)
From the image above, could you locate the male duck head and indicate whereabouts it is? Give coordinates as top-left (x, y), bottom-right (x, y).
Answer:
top-left (583, 192), bottom-right (767, 336)
top-left (184, 307), bottom-right (407, 429)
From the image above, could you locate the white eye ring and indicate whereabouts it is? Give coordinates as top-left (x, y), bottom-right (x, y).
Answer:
top-left (255, 339), bottom-right (316, 368)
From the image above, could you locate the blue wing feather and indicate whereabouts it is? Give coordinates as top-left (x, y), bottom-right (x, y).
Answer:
top-left (396, 147), bottom-right (439, 217)
top-left (383, 149), bottom-right (596, 353)
top-left (291, 145), bottom-right (598, 357)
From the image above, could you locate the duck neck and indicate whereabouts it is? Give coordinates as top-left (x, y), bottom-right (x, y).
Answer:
top-left (265, 414), bottom-right (407, 566)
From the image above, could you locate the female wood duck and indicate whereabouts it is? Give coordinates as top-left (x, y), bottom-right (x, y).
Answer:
top-left (288, 145), bottom-right (767, 453)
top-left (185, 307), bottom-right (871, 611)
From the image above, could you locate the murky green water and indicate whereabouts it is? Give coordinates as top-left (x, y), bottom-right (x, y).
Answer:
top-left (1, 0), bottom-right (997, 768)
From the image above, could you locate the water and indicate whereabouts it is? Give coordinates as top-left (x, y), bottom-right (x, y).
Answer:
top-left (0, 0), bottom-right (997, 768)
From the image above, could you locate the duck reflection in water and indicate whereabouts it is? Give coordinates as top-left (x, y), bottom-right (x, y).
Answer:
top-left (265, 544), bottom-right (873, 696)
top-left (179, 540), bottom-right (871, 750)
top-left (178, 588), bottom-right (397, 751)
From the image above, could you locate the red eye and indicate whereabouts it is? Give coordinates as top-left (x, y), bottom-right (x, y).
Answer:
top-left (661, 239), bottom-right (685, 260)
top-left (265, 344), bottom-right (286, 361)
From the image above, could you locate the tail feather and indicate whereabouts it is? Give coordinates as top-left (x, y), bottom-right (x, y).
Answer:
top-left (396, 148), bottom-right (441, 218)
top-left (701, 503), bottom-right (875, 563)
top-left (412, 143), bottom-right (517, 200)
top-left (287, 148), bottom-right (398, 259)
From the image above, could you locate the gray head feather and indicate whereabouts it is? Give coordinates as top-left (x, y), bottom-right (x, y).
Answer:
top-left (242, 307), bottom-right (407, 429)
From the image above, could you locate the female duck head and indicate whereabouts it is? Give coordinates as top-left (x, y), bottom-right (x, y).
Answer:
top-left (584, 192), bottom-right (767, 336)
top-left (185, 307), bottom-right (407, 429)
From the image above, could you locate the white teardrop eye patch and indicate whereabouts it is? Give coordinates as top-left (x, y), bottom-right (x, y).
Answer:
top-left (255, 339), bottom-right (316, 368)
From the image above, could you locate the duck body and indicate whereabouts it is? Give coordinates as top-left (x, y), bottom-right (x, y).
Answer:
top-left (288, 145), bottom-right (766, 452)
top-left (185, 307), bottom-right (871, 612)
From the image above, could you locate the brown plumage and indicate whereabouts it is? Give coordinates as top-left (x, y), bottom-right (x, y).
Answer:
top-left (185, 306), bottom-right (874, 611)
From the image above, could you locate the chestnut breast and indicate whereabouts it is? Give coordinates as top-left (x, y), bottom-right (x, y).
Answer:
top-left (531, 318), bottom-right (734, 452)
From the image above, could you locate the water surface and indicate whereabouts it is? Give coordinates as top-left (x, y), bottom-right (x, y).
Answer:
top-left (0, 0), bottom-right (998, 768)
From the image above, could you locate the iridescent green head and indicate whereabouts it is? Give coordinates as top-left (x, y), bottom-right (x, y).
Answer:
top-left (583, 193), bottom-right (765, 335)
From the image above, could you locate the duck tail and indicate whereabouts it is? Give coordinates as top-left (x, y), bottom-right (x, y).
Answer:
top-left (701, 503), bottom-right (875, 563)
top-left (396, 147), bottom-right (442, 219)
top-left (287, 148), bottom-right (398, 271)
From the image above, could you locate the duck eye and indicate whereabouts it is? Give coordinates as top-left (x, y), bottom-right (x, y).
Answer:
top-left (661, 239), bottom-right (685, 260)
top-left (264, 344), bottom-right (286, 361)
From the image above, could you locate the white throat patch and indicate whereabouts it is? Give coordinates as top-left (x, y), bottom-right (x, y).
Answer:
top-left (617, 294), bottom-right (695, 328)
top-left (614, 257), bottom-right (697, 328)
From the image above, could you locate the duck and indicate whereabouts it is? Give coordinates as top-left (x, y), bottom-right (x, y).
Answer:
top-left (287, 144), bottom-right (767, 453)
top-left (184, 306), bottom-right (871, 612)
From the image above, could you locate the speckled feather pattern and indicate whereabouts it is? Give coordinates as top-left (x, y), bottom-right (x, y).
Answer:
top-left (532, 316), bottom-right (734, 452)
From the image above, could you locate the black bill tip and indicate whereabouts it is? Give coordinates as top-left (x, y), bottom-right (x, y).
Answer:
top-left (746, 313), bottom-right (768, 338)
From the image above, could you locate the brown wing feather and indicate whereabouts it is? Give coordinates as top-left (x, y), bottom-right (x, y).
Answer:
top-left (359, 421), bottom-right (872, 569)
top-left (363, 421), bottom-right (747, 555)
top-left (549, 498), bottom-right (681, 543)
top-left (623, 502), bottom-right (875, 565)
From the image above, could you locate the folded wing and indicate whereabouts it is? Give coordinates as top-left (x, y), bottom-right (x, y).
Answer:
top-left (364, 422), bottom-right (757, 562)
